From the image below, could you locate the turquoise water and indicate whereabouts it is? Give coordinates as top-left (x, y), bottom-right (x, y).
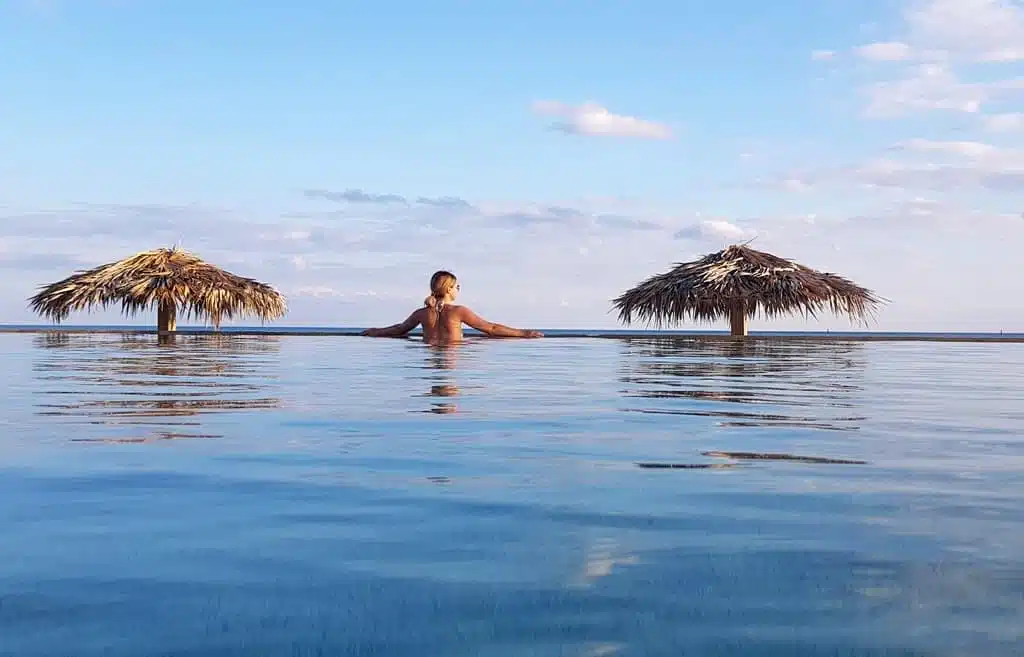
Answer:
top-left (1, 332), bottom-right (1022, 656)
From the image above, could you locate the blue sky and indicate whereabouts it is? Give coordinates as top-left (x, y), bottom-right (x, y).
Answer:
top-left (2, 0), bottom-right (1022, 331)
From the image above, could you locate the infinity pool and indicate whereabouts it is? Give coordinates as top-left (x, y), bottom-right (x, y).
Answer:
top-left (1, 332), bottom-right (1022, 656)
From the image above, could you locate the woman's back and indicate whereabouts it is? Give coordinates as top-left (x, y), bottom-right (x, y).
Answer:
top-left (420, 304), bottom-right (464, 344)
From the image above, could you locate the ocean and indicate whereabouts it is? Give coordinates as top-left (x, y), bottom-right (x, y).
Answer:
top-left (1, 330), bottom-right (1022, 656)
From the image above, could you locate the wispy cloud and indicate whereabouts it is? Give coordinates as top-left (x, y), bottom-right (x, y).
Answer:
top-left (302, 189), bottom-right (485, 212)
top-left (531, 101), bottom-right (673, 140)
top-left (484, 203), bottom-right (667, 232)
top-left (594, 214), bottom-right (662, 231)
top-left (854, 0), bottom-right (1024, 64)
top-left (833, 1), bottom-right (1024, 118)
top-left (982, 112), bottom-right (1024, 132)
top-left (855, 41), bottom-right (915, 61)
top-left (415, 196), bottom-right (475, 210)
top-left (760, 139), bottom-right (1024, 193)
top-left (304, 188), bottom-right (408, 204)
top-left (889, 138), bottom-right (999, 158)
top-left (862, 64), bottom-right (1024, 118)
top-left (674, 219), bottom-right (752, 242)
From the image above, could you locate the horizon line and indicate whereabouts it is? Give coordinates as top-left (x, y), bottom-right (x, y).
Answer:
top-left (1, 324), bottom-right (1021, 343)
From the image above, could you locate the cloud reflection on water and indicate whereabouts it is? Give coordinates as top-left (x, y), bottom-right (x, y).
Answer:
top-left (30, 333), bottom-right (282, 441)
top-left (618, 336), bottom-right (869, 432)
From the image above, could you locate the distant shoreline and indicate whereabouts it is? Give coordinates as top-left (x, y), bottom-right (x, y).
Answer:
top-left (1, 324), bottom-right (1021, 343)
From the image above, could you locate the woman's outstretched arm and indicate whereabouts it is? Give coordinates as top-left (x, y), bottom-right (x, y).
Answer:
top-left (361, 310), bottom-right (422, 338)
top-left (457, 307), bottom-right (542, 338)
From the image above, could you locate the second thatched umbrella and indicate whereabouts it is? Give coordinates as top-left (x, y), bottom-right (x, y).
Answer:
top-left (612, 244), bottom-right (882, 336)
top-left (28, 247), bottom-right (287, 332)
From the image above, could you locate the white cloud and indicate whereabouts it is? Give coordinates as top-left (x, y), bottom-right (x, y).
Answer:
top-left (983, 112), bottom-right (1024, 132)
top-left (856, 0), bottom-right (1024, 63)
top-left (862, 64), bottom-right (1024, 118)
top-left (907, 0), bottom-right (1024, 62)
top-left (781, 178), bottom-right (814, 193)
top-left (854, 159), bottom-right (1024, 191)
top-left (811, 49), bottom-right (836, 61)
top-left (855, 41), bottom-right (915, 61)
top-left (284, 286), bottom-right (380, 301)
top-left (531, 101), bottom-right (673, 140)
top-left (702, 220), bottom-right (749, 240)
top-left (892, 138), bottom-right (999, 158)
top-left (768, 139), bottom-right (1024, 192)
top-left (838, 1), bottom-right (1024, 118)
top-left (287, 285), bottom-right (342, 299)
top-left (674, 219), bottom-right (753, 242)
top-left (894, 196), bottom-right (941, 217)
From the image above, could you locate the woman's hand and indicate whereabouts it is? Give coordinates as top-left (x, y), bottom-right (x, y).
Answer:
top-left (361, 328), bottom-right (380, 337)
top-left (524, 330), bottom-right (544, 338)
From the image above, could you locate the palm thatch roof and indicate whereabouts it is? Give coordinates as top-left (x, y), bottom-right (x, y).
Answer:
top-left (28, 247), bottom-right (286, 330)
top-left (612, 244), bottom-right (882, 330)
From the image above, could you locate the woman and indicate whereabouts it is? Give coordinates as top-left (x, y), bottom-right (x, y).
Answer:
top-left (360, 270), bottom-right (543, 343)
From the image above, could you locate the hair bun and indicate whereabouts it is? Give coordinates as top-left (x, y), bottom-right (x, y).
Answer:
top-left (424, 295), bottom-right (437, 308)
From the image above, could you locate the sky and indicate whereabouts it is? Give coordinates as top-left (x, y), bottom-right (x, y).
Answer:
top-left (1, 0), bottom-right (1022, 332)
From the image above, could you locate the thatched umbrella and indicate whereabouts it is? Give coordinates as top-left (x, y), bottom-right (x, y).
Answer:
top-left (28, 247), bottom-right (287, 333)
top-left (612, 244), bottom-right (882, 336)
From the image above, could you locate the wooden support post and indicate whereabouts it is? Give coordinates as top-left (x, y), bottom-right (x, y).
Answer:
top-left (729, 301), bottom-right (748, 337)
top-left (157, 300), bottom-right (177, 333)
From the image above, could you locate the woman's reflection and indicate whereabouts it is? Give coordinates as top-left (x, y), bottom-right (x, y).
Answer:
top-left (424, 345), bottom-right (460, 414)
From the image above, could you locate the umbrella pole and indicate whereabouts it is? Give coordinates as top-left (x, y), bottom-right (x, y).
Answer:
top-left (157, 301), bottom-right (177, 333)
top-left (729, 301), bottom-right (747, 337)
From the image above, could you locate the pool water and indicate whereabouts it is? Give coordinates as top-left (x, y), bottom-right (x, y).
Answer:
top-left (1, 333), bottom-right (1022, 656)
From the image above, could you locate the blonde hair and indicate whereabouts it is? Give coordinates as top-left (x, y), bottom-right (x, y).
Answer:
top-left (424, 270), bottom-right (457, 310)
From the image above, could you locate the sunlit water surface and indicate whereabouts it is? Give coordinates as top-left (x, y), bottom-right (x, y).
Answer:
top-left (1, 333), bottom-right (1022, 656)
